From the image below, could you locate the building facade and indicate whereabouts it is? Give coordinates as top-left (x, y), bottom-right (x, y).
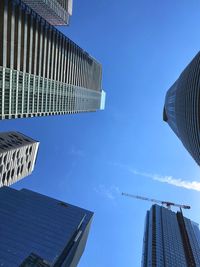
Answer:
top-left (22, 0), bottom-right (73, 25)
top-left (142, 205), bottom-right (200, 267)
top-left (163, 51), bottom-right (200, 166)
top-left (0, 131), bottom-right (39, 187)
top-left (20, 253), bottom-right (50, 266)
top-left (0, 186), bottom-right (93, 267)
top-left (0, 0), bottom-right (105, 121)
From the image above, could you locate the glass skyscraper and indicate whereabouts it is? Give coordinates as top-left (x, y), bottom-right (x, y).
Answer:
top-left (0, 0), bottom-right (105, 121)
top-left (142, 204), bottom-right (200, 267)
top-left (163, 51), bottom-right (200, 166)
top-left (0, 186), bottom-right (93, 266)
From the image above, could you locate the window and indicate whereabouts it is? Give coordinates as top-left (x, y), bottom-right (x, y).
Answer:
top-left (6, 162), bottom-right (10, 169)
top-left (20, 165), bottom-right (24, 173)
top-left (17, 166), bottom-right (20, 176)
top-left (28, 161), bottom-right (31, 170)
top-left (2, 172), bottom-right (6, 184)
top-left (6, 170), bottom-right (10, 182)
top-left (3, 154), bottom-right (7, 164)
top-left (12, 151), bottom-right (16, 160)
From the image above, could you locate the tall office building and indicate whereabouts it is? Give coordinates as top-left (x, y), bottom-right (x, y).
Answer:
top-left (22, 0), bottom-right (73, 25)
top-left (0, 131), bottom-right (39, 187)
top-left (163, 51), bottom-right (200, 166)
top-left (0, 0), bottom-right (105, 121)
top-left (142, 205), bottom-right (200, 267)
top-left (0, 186), bottom-right (93, 267)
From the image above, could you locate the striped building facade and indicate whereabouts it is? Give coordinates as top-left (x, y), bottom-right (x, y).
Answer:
top-left (0, 0), bottom-right (104, 120)
top-left (22, 0), bottom-right (73, 25)
top-left (163, 51), bottom-right (200, 166)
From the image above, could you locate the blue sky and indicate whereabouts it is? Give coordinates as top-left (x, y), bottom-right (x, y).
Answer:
top-left (2, 0), bottom-right (200, 266)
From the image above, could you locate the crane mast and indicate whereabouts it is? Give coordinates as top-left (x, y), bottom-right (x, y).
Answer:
top-left (122, 192), bottom-right (191, 210)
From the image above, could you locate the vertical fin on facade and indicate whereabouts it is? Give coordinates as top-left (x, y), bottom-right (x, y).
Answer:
top-left (177, 211), bottom-right (196, 267)
top-left (0, 0), bottom-right (3, 67)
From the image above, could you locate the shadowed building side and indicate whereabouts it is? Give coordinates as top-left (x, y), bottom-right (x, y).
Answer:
top-left (0, 187), bottom-right (93, 266)
top-left (163, 51), bottom-right (200, 166)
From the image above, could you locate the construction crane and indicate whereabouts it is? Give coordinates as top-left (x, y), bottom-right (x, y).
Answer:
top-left (122, 192), bottom-right (191, 210)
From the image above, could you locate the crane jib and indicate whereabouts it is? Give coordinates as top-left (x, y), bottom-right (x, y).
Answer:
top-left (122, 192), bottom-right (191, 210)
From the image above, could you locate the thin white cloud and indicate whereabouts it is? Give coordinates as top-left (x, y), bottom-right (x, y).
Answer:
top-left (94, 184), bottom-right (120, 200)
top-left (134, 170), bottom-right (200, 192)
top-left (111, 162), bottom-right (200, 192)
top-left (69, 147), bottom-right (85, 157)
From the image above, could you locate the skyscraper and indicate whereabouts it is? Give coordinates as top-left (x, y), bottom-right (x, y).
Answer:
top-left (22, 0), bottom-right (73, 25)
top-left (0, 186), bottom-right (93, 266)
top-left (163, 52), bottom-right (200, 166)
top-left (142, 204), bottom-right (200, 267)
top-left (0, 131), bottom-right (39, 187)
top-left (0, 0), bottom-right (105, 121)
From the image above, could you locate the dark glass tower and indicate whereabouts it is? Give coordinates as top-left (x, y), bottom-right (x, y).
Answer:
top-left (163, 52), bottom-right (200, 165)
top-left (0, 186), bottom-right (93, 266)
top-left (142, 205), bottom-right (200, 267)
